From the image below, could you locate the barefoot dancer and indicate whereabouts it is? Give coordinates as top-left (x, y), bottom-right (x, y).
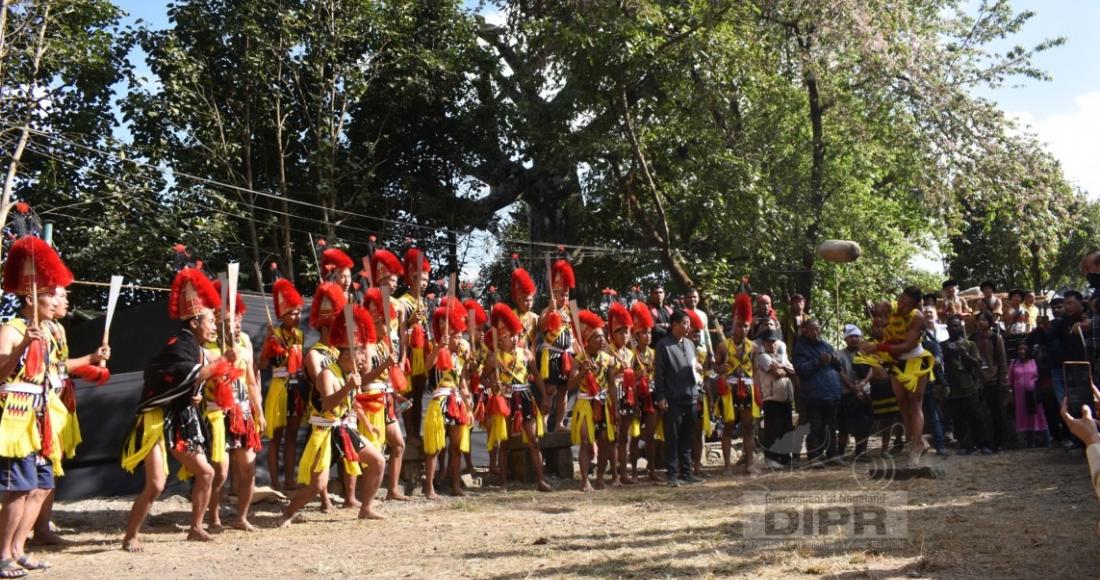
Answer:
top-left (202, 284), bottom-right (264, 532)
top-left (568, 310), bottom-right (616, 492)
top-left (36, 286), bottom-right (111, 546)
top-left (628, 301), bottom-right (662, 481)
top-left (259, 278), bottom-right (305, 492)
top-left (397, 248), bottom-right (432, 444)
top-left (363, 288), bottom-right (408, 501)
top-left (483, 304), bottom-right (551, 492)
top-left (606, 303), bottom-right (637, 485)
top-left (281, 304), bottom-right (387, 524)
top-left (451, 299), bottom-right (487, 479)
top-left (121, 267), bottom-right (230, 551)
top-left (714, 293), bottom-right (761, 475)
top-left (422, 300), bottom-right (471, 499)
top-left (509, 259), bottom-right (539, 351)
top-left (0, 237), bottom-right (71, 572)
top-left (537, 259), bottom-right (576, 431)
top-left (319, 248), bottom-right (361, 508)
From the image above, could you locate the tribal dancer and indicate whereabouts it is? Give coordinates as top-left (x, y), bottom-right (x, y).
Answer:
top-left (320, 248), bottom-right (357, 507)
top-left (686, 310), bottom-right (711, 477)
top-left (509, 257), bottom-right (538, 349)
top-left (458, 299), bottom-right (486, 477)
top-left (537, 259), bottom-right (576, 431)
top-left (202, 282), bottom-right (264, 532)
top-left (606, 302), bottom-right (638, 485)
top-left (0, 237), bottom-right (71, 572)
top-left (858, 287), bottom-right (934, 466)
top-left (628, 301), bottom-right (661, 481)
top-left (321, 247), bottom-right (354, 292)
top-left (303, 283), bottom-right (355, 510)
top-left (259, 278), bottom-right (305, 491)
top-left (567, 310), bottom-right (616, 492)
top-left (714, 293), bottom-right (761, 475)
top-left (482, 304), bottom-right (550, 492)
top-left (362, 288), bottom-right (408, 501)
top-left (35, 285), bottom-right (110, 546)
top-left (280, 304), bottom-right (387, 524)
top-left (398, 248), bottom-right (431, 443)
top-left (422, 300), bottom-right (470, 499)
top-left (121, 267), bottom-right (230, 550)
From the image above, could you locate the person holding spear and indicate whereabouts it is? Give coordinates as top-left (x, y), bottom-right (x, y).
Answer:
top-left (421, 297), bottom-right (470, 499)
top-left (258, 277), bottom-right (306, 492)
top-left (398, 247), bottom-right (432, 444)
top-left (362, 287), bottom-right (406, 501)
top-left (567, 309), bottom-right (616, 492)
top-left (121, 267), bottom-right (234, 550)
top-left (482, 303), bottom-right (552, 492)
top-left (34, 280), bottom-right (114, 546)
top-left (202, 277), bottom-right (264, 532)
top-left (628, 301), bottom-right (661, 482)
top-left (537, 258), bottom-right (577, 432)
top-left (0, 237), bottom-right (71, 572)
top-left (280, 304), bottom-right (387, 525)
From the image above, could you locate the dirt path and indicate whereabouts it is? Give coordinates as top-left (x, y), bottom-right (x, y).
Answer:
top-left (40, 449), bottom-right (1100, 578)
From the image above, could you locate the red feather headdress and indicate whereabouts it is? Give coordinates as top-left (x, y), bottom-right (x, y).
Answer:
top-left (607, 302), bottom-right (633, 332)
top-left (629, 301), bottom-right (654, 331)
top-left (733, 292), bottom-right (753, 324)
top-left (370, 249), bottom-right (404, 283)
top-left (273, 278), bottom-right (304, 318)
top-left (364, 287), bottom-right (395, 321)
top-left (330, 304), bottom-right (377, 347)
top-left (685, 309), bottom-right (704, 331)
top-left (168, 267), bottom-right (220, 320)
top-left (551, 259), bottom-right (575, 290)
top-left (510, 267), bottom-right (536, 302)
top-left (491, 303), bottom-right (523, 335)
top-left (463, 298), bottom-right (488, 328)
top-left (310, 282), bottom-right (347, 330)
top-left (402, 248), bottom-right (430, 283)
top-left (321, 248), bottom-right (353, 278)
top-left (3, 236), bottom-right (73, 296)
top-left (577, 309), bottom-right (605, 342)
top-left (212, 279), bottom-right (247, 316)
top-left (432, 299), bottom-right (468, 338)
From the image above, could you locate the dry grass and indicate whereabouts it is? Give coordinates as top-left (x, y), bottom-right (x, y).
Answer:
top-left (39, 448), bottom-right (1100, 578)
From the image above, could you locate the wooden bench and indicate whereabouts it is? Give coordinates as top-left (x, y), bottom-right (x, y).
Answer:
top-left (506, 430), bottom-right (574, 483)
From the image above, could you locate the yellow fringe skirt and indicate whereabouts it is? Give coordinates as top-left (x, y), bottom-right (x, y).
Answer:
top-left (570, 397), bottom-right (615, 445)
top-left (297, 424), bottom-right (363, 485)
top-left (120, 408), bottom-right (167, 477)
top-left (264, 375), bottom-right (289, 438)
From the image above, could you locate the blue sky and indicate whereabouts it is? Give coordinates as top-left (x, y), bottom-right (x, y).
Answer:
top-left (113, 0), bottom-right (1099, 197)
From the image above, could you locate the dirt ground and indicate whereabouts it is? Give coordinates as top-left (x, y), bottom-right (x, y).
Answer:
top-left (38, 448), bottom-right (1100, 579)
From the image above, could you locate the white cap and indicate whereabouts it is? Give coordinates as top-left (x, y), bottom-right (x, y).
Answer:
top-left (844, 324), bottom-right (863, 338)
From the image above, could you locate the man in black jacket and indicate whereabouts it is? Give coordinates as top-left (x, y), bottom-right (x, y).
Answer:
top-left (654, 311), bottom-right (701, 486)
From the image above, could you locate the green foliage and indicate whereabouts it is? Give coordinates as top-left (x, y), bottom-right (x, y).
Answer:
top-left (3, 0), bottom-right (1094, 326)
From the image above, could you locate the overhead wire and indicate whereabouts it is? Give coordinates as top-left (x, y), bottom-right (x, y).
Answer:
top-left (7, 120), bottom-right (655, 256)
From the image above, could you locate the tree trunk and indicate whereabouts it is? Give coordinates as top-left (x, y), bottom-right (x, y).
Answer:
top-left (1029, 242), bottom-right (1042, 292)
top-left (798, 67), bottom-right (826, 305)
top-left (617, 86), bottom-right (695, 292)
top-left (242, 108), bottom-right (262, 290)
top-left (274, 103), bottom-right (294, 280)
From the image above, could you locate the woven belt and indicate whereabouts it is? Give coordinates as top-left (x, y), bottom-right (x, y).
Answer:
top-left (1, 383), bottom-right (42, 395)
top-left (365, 382), bottom-right (391, 394)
